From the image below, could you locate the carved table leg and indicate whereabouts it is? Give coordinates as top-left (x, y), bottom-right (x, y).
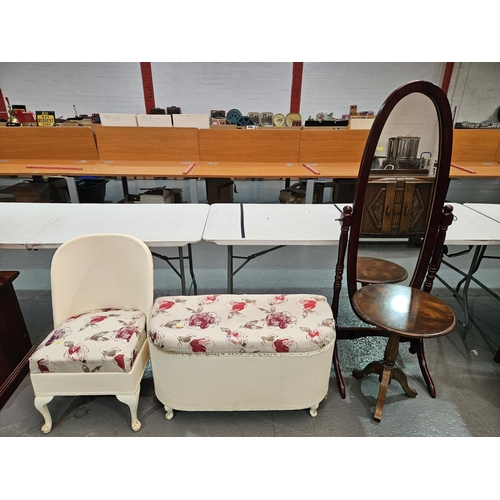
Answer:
top-left (355, 332), bottom-right (418, 422)
top-left (391, 367), bottom-right (418, 398)
top-left (372, 333), bottom-right (398, 421)
top-left (373, 367), bottom-right (392, 422)
top-left (353, 360), bottom-right (384, 379)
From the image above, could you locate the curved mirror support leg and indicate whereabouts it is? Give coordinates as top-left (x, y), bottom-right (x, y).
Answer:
top-left (409, 338), bottom-right (436, 398)
top-left (331, 206), bottom-right (352, 399)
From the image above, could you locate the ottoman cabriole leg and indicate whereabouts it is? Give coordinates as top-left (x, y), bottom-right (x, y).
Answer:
top-left (165, 406), bottom-right (175, 420)
top-left (309, 404), bottom-right (319, 417)
top-left (34, 395), bottom-right (54, 434)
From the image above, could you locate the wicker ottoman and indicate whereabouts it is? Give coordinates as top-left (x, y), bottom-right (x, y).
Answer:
top-left (147, 293), bottom-right (336, 420)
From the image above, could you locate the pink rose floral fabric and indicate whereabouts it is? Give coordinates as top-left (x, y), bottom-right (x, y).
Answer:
top-left (29, 308), bottom-right (146, 374)
top-left (148, 294), bottom-right (335, 355)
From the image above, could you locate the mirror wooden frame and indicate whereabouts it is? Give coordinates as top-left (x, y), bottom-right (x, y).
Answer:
top-left (331, 80), bottom-right (454, 399)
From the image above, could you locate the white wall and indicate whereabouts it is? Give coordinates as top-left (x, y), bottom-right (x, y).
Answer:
top-left (448, 62), bottom-right (500, 122)
top-left (0, 62), bottom-right (497, 123)
top-left (0, 62), bottom-right (144, 118)
top-left (300, 62), bottom-right (445, 120)
top-left (151, 62), bottom-right (293, 116)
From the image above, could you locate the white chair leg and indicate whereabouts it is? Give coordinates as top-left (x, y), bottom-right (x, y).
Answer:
top-left (164, 405), bottom-right (174, 420)
top-left (34, 396), bottom-right (54, 433)
top-left (116, 386), bottom-right (142, 432)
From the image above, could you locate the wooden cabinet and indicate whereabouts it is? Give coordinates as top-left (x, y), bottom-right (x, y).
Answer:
top-left (0, 271), bottom-right (35, 409)
top-left (360, 176), bottom-right (434, 237)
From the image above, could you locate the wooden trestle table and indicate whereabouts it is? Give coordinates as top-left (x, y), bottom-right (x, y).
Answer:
top-left (2, 160), bottom-right (500, 204)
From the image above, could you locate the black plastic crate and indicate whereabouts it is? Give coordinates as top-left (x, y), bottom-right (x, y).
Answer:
top-left (76, 178), bottom-right (108, 203)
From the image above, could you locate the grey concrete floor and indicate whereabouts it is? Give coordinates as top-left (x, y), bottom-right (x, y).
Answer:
top-left (1, 179), bottom-right (499, 441)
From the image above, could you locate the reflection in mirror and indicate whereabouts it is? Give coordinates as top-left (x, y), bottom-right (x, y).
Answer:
top-left (356, 92), bottom-right (441, 289)
top-left (373, 92), bottom-right (440, 174)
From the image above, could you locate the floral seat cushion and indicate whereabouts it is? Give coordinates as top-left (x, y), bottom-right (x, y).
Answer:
top-left (148, 294), bottom-right (335, 355)
top-left (29, 308), bottom-right (147, 375)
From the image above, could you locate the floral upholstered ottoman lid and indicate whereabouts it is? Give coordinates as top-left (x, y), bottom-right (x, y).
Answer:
top-left (148, 294), bottom-right (335, 355)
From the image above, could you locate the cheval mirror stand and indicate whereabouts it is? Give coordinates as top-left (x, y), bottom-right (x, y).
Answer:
top-left (331, 80), bottom-right (457, 421)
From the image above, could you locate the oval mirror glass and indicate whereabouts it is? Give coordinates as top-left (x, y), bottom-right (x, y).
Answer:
top-left (345, 81), bottom-right (453, 299)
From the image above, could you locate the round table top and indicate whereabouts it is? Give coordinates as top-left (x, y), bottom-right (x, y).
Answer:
top-left (352, 284), bottom-right (456, 338)
top-left (356, 257), bottom-right (408, 284)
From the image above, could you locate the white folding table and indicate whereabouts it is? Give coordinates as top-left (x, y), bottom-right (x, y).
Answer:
top-left (0, 203), bottom-right (210, 295)
top-left (203, 203), bottom-right (342, 292)
top-left (436, 202), bottom-right (500, 336)
top-left (464, 203), bottom-right (500, 223)
top-left (455, 203), bottom-right (500, 361)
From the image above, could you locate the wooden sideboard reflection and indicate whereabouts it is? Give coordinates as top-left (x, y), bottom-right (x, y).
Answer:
top-left (361, 175), bottom-right (434, 237)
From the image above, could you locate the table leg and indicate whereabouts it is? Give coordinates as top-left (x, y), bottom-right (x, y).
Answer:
top-left (373, 367), bottom-right (392, 422)
top-left (353, 332), bottom-right (417, 422)
top-left (457, 245), bottom-right (486, 336)
top-left (353, 360), bottom-right (384, 379)
top-left (65, 177), bottom-right (80, 203)
top-left (227, 245), bottom-right (234, 293)
top-left (226, 245), bottom-right (285, 294)
top-left (121, 177), bottom-right (129, 198)
top-left (178, 247), bottom-right (186, 295)
top-left (151, 247), bottom-right (195, 296)
top-left (189, 179), bottom-right (198, 203)
top-left (439, 245), bottom-right (495, 338)
top-left (187, 243), bottom-right (197, 295)
top-left (305, 180), bottom-right (314, 204)
top-left (374, 332), bottom-right (399, 421)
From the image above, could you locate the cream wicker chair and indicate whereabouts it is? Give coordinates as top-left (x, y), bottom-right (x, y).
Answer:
top-left (29, 233), bottom-right (154, 433)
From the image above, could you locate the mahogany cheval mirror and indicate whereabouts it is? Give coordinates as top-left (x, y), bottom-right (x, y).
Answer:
top-left (331, 80), bottom-right (457, 421)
